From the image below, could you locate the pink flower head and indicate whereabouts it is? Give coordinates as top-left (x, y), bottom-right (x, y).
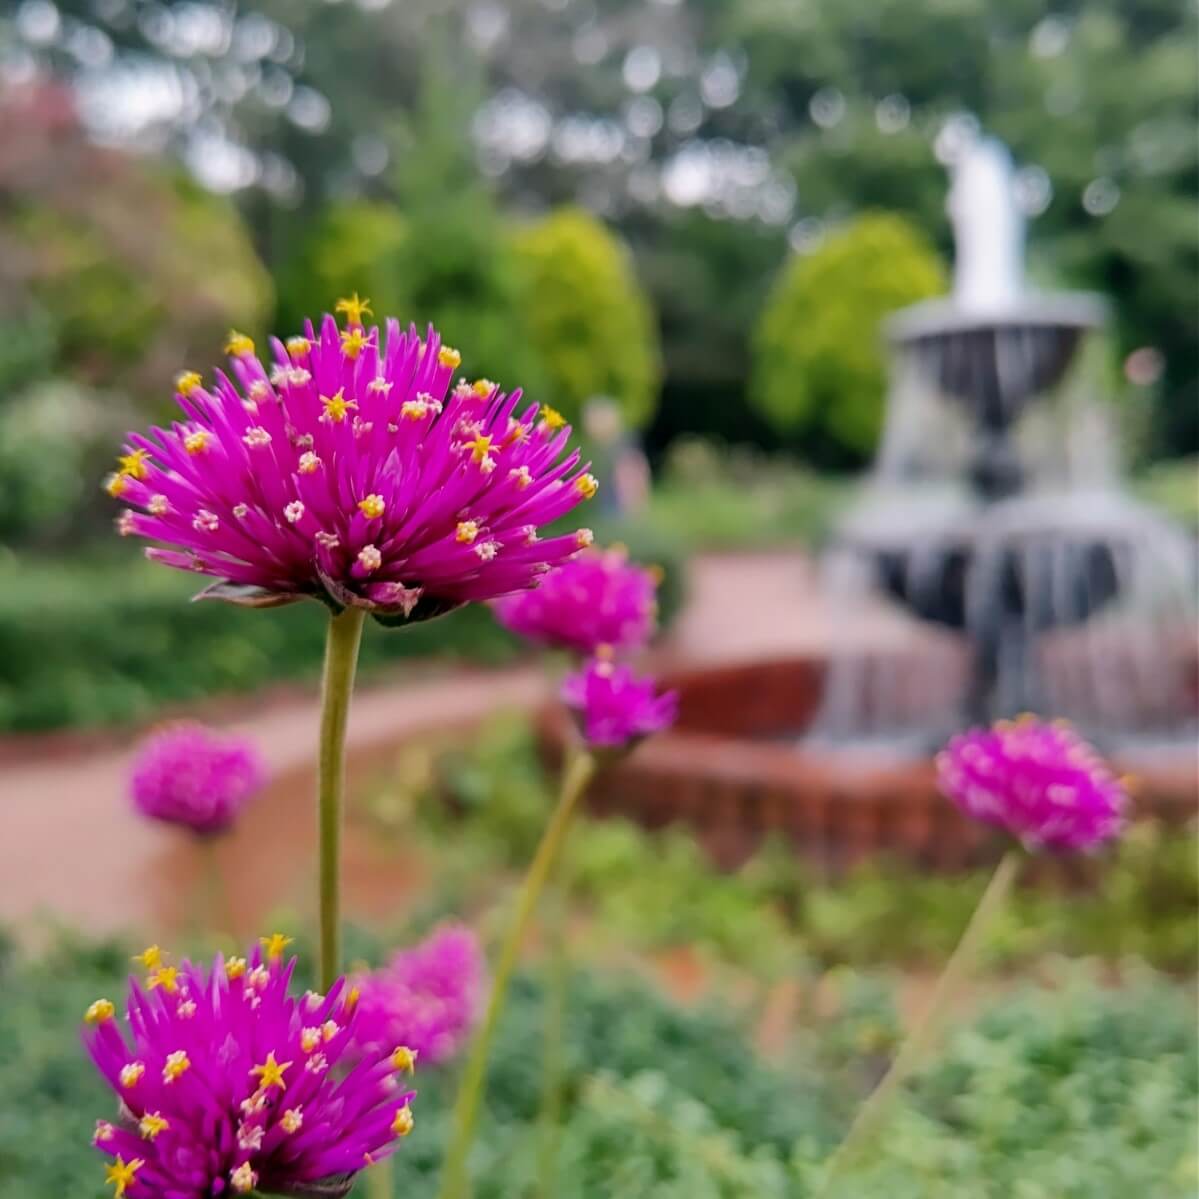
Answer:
top-left (84, 938), bottom-right (417, 1199)
top-left (130, 722), bottom-right (265, 837)
top-left (352, 924), bottom-right (485, 1067)
top-left (492, 545), bottom-right (660, 655)
top-left (561, 655), bottom-right (678, 749)
top-left (106, 310), bottom-right (597, 624)
top-left (936, 717), bottom-right (1129, 853)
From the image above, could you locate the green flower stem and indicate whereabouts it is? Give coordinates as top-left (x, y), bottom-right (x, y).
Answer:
top-left (317, 606), bottom-right (365, 993)
top-left (438, 746), bottom-right (598, 1199)
top-left (815, 848), bottom-right (1022, 1193)
top-left (367, 1157), bottom-right (393, 1199)
top-left (535, 864), bottom-right (571, 1199)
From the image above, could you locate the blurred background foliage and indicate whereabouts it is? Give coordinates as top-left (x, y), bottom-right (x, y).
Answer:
top-left (751, 214), bottom-right (948, 463)
top-left (0, 0), bottom-right (1195, 729)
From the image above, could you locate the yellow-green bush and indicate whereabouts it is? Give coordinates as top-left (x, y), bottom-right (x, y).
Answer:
top-left (513, 208), bottom-right (661, 430)
top-left (751, 212), bottom-right (946, 461)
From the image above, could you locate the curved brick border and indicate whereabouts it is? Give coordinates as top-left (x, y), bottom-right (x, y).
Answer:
top-left (539, 655), bottom-right (1198, 871)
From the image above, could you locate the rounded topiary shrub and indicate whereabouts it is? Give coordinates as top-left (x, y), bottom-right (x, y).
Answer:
top-left (751, 212), bottom-right (946, 463)
top-left (513, 207), bottom-right (661, 431)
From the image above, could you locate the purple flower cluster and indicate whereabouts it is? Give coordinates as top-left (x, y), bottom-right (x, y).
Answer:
top-left (85, 938), bottom-right (417, 1199)
top-left (106, 304), bottom-right (596, 623)
top-left (129, 722), bottom-right (265, 837)
top-left (561, 655), bottom-right (678, 750)
top-left (493, 546), bottom-right (659, 655)
top-left (936, 717), bottom-right (1129, 853)
top-left (353, 924), bottom-right (485, 1067)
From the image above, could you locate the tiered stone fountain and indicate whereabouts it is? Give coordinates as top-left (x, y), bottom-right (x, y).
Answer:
top-left (546, 135), bottom-right (1197, 869)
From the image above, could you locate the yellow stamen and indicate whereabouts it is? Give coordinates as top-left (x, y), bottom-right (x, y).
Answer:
top-left (391, 1045), bottom-right (418, 1074)
top-left (438, 345), bottom-right (461, 369)
top-left (320, 388), bottom-right (357, 424)
top-left (286, 336), bottom-right (311, 357)
top-left (162, 1050), bottom-right (190, 1082)
top-left (226, 956), bottom-right (247, 980)
top-left (575, 473), bottom-right (599, 499)
top-left (391, 1104), bottom-right (414, 1137)
top-left (104, 1154), bottom-right (144, 1198)
top-left (575, 527), bottom-right (595, 548)
top-left (357, 545), bottom-right (382, 573)
top-left (138, 1112), bottom-right (169, 1141)
top-left (184, 430), bottom-right (211, 455)
top-left (250, 1050), bottom-right (292, 1091)
top-left (260, 932), bottom-right (293, 961)
top-left (281, 1107), bottom-right (304, 1133)
top-left (539, 404), bottom-right (566, 430)
top-left (471, 378), bottom-right (496, 398)
top-left (357, 494), bottom-right (385, 519)
top-left (344, 985), bottom-right (360, 1013)
top-left (465, 432), bottom-right (494, 464)
top-left (321, 1019), bottom-right (340, 1042)
top-left (85, 999), bottom-right (115, 1025)
top-left (148, 966), bottom-right (180, 994)
top-left (341, 326), bottom-right (370, 359)
top-left (118, 449), bottom-right (151, 480)
top-left (225, 330), bottom-right (255, 357)
top-left (119, 1062), bottom-right (145, 1088)
top-left (301, 1027), bottom-right (322, 1053)
top-left (456, 520), bottom-right (480, 544)
top-left (299, 451), bottom-right (322, 474)
top-left (93, 1121), bottom-right (115, 1146)
top-left (104, 473), bottom-right (127, 498)
top-left (175, 371), bottom-right (203, 396)
top-left (335, 292), bottom-right (373, 326)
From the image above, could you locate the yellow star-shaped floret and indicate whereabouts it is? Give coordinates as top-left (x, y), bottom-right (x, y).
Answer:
top-left (465, 433), bottom-right (494, 464)
top-left (132, 945), bottom-right (162, 970)
top-left (320, 388), bottom-right (357, 424)
top-left (117, 449), bottom-right (151, 481)
top-left (85, 999), bottom-right (116, 1026)
top-left (250, 1050), bottom-right (292, 1091)
top-left (138, 1111), bottom-right (169, 1141)
top-left (175, 371), bottom-right (203, 396)
top-left (225, 330), bottom-right (255, 357)
top-left (148, 966), bottom-right (180, 993)
top-left (340, 326), bottom-right (369, 359)
top-left (539, 404), bottom-right (566, 430)
top-left (104, 1154), bottom-right (144, 1198)
top-left (335, 292), bottom-right (373, 327)
top-left (260, 932), bottom-right (293, 962)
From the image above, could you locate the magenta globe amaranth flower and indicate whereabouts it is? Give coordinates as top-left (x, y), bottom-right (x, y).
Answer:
top-left (130, 721), bottom-right (265, 836)
top-left (936, 716), bottom-right (1129, 852)
top-left (85, 937), bottom-right (417, 1198)
top-left (353, 924), bottom-right (485, 1067)
top-left (562, 655), bottom-right (678, 749)
top-left (106, 303), bottom-right (597, 623)
top-left (492, 545), bottom-right (660, 655)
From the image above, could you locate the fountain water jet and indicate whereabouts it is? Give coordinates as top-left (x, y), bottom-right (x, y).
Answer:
top-left (810, 135), bottom-right (1196, 752)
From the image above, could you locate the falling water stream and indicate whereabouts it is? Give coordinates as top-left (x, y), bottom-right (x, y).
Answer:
top-left (807, 135), bottom-right (1197, 757)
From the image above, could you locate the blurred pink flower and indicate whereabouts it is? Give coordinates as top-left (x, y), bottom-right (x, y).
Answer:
top-left (106, 310), bottom-right (595, 624)
top-left (130, 721), bottom-right (265, 836)
top-left (492, 545), bottom-right (659, 656)
top-left (936, 717), bottom-right (1128, 853)
top-left (561, 656), bottom-right (678, 750)
top-left (352, 924), bottom-right (485, 1067)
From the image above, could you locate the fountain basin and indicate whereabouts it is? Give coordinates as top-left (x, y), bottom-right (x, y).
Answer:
top-left (539, 654), bottom-right (1197, 871)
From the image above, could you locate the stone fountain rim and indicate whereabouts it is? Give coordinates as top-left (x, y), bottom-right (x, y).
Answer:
top-left (887, 292), bottom-right (1107, 342)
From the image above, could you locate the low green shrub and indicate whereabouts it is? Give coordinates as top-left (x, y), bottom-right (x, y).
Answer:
top-left (0, 934), bottom-right (1192, 1197)
top-left (375, 721), bottom-right (1198, 975)
top-left (0, 525), bottom-right (685, 733)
